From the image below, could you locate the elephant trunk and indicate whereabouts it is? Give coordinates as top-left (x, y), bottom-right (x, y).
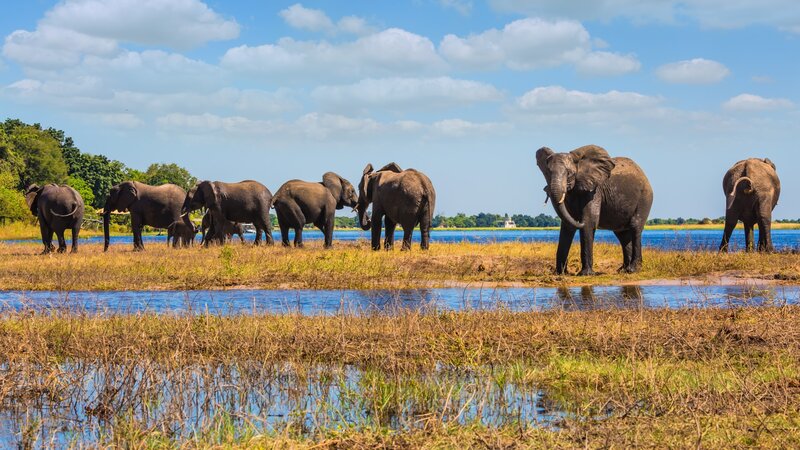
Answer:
top-left (358, 204), bottom-right (371, 231)
top-left (103, 211), bottom-right (111, 252)
top-left (549, 177), bottom-right (585, 229)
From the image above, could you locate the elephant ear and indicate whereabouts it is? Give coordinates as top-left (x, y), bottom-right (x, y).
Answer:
top-left (362, 163), bottom-right (374, 176)
top-left (322, 172), bottom-right (344, 207)
top-left (24, 184), bottom-right (42, 215)
top-left (117, 182), bottom-right (139, 211)
top-left (764, 158), bottom-right (776, 170)
top-left (535, 147), bottom-right (555, 179)
top-left (570, 145), bottom-right (615, 192)
top-left (199, 181), bottom-right (220, 207)
top-left (360, 164), bottom-right (375, 200)
top-left (378, 162), bottom-right (402, 173)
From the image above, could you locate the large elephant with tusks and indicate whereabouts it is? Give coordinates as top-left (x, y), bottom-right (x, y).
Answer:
top-left (536, 145), bottom-right (653, 275)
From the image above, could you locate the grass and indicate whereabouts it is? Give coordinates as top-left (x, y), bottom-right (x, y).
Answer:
top-left (0, 240), bottom-right (798, 291)
top-left (2, 306), bottom-right (799, 447)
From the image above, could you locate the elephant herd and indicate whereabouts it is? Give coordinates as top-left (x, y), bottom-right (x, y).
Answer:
top-left (24, 147), bottom-right (782, 276)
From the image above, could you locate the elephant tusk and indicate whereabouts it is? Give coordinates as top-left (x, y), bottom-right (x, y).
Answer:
top-left (180, 212), bottom-right (189, 218)
top-left (558, 193), bottom-right (566, 204)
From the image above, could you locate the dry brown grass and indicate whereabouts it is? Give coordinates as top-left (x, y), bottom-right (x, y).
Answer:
top-left (0, 240), bottom-right (798, 291)
top-left (1, 306), bottom-right (799, 447)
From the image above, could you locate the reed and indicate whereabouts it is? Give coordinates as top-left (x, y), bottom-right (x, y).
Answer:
top-left (1, 305), bottom-right (798, 447)
top-left (0, 240), bottom-right (797, 291)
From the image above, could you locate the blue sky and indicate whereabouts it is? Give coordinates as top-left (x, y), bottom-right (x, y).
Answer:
top-left (1, 0), bottom-right (798, 218)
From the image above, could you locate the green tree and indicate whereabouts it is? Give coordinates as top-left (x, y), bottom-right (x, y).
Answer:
top-left (68, 153), bottom-right (127, 209)
top-left (7, 125), bottom-right (67, 189)
top-left (0, 170), bottom-right (28, 220)
top-left (66, 176), bottom-right (95, 209)
top-left (144, 163), bottom-right (197, 190)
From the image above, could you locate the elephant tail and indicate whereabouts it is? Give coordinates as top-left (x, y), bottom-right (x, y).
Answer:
top-left (50, 204), bottom-right (80, 218)
top-left (727, 176), bottom-right (754, 210)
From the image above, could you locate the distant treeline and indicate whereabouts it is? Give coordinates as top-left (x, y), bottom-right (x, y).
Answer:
top-left (649, 217), bottom-right (800, 225)
top-left (0, 118), bottom-right (196, 221)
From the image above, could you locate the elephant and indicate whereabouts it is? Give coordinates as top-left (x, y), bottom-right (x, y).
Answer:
top-left (103, 181), bottom-right (188, 251)
top-left (167, 220), bottom-right (198, 248)
top-left (356, 163), bottom-right (436, 251)
top-left (200, 212), bottom-right (245, 245)
top-left (25, 184), bottom-right (85, 254)
top-left (536, 145), bottom-right (653, 275)
top-left (719, 158), bottom-right (780, 252)
top-left (272, 172), bottom-right (359, 248)
top-left (181, 180), bottom-right (274, 246)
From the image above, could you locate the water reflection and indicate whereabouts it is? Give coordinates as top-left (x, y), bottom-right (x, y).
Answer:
top-left (0, 284), bottom-right (796, 316)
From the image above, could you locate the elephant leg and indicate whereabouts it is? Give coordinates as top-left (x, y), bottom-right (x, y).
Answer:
top-left (294, 227), bottom-right (304, 248)
top-left (323, 214), bottom-right (334, 249)
top-left (132, 215), bottom-right (145, 251)
top-left (401, 224), bottom-right (414, 251)
top-left (744, 222), bottom-right (755, 252)
top-left (555, 225), bottom-right (577, 275)
top-left (70, 223), bottom-right (80, 253)
top-left (614, 230), bottom-right (633, 272)
top-left (39, 220), bottom-right (53, 254)
top-left (419, 215), bottom-right (432, 251)
top-left (384, 217), bottom-right (397, 250)
top-left (578, 227), bottom-right (596, 276)
top-left (629, 227), bottom-right (644, 273)
top-left (719, 213), bottom-right (738, 253)
top-left (757, 210), bottom-right (774, 253)
top-left (56, 229), bottom-right (67, 253)
top-left (370, 212), bottom-right (383, 251)
top-left (279, 222), bottom-right (291, 247)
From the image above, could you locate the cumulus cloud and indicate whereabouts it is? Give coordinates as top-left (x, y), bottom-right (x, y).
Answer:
top-left (722, 94), bottom-right (794, 112)
top-left (438, 18), bottom-right (640, 75)
top-left (2, 0), bottom-right (238, 70)
top-left (488, 0), bottom-right (800, 33)
top-left (655, 58), bottom-right (730, 84)
top-left (516, 86), bottom-right (661, 116)
top-left (222, 29), bottom-right (446, 79)
top-left (279, 3), bottom-right (375, 35)
top-left (311, 77), bottom-right (503, 111)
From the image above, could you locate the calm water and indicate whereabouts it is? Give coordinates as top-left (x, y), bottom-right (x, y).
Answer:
top-left (1, 284), bottom-right (795, 316)
top-left (5, 228), bottom-right (798, 251)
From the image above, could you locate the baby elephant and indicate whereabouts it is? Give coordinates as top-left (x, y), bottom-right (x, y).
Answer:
top-left (167, 219), bottom-right (198, 248)
top-left (272, 172), bottom-right (358, 248)
top-left (25, 184), bottom-right (85, 254)
top-left (720, 158), bottom-right (780, 252)
top-left (200, 212), bottom-right (245, 245)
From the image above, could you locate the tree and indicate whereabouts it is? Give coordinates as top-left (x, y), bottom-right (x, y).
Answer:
top-left (0, 170), bottom-right (28, 221)
top-left (68, 153), bottom-right (127, 209)
top-left (66, 176), bottom-right (95, 210)
top-left (7, 125), bottom-right (67, 189)
top-left (144, 163), bottom-right (197, 191)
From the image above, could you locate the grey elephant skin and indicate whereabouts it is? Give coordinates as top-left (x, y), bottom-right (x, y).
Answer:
top-left (536, 145), bottom-right (653, 275)
top-left (719, 158), bottom-right (780, 252)
top-left (182, 180), bottom-right (274, 246)
top-left (200, 212), bottom-right (244, 245)
top-left (25, 184), bottom-right (85, 254)
top-left (356, 163), bottom-right (436, 251)
top-left (103, 181), bottom-right (188, 251)
top-left (272, 172), bottom-right (359, 248)
top-left (167, 220), bottom-right (198, 248)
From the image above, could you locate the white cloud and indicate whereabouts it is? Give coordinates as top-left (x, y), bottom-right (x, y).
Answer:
top-left (431, 118), bottom-right (510, 136)
top-left (655, 58), bottom-right (730, 84)
top-left (96, 113), bottom-right (145, 129)
top-left (279, 3), bottom-right (375, 35)
top-left (439, 18), bottom-right (639, 75)
top-left (439, 0), bottom-right (473, 15)
top-left (517, 86), bottom-right (661, 113)
top-left (222, 29), bottom-right (445, 79)
top-left (41, 0), bottom-right (239, 48)
top-left (575, 51), bottom-right (640, 76)
top-left (722, 94), bottom-right (794, 112)
top-left (280, 4), bottom-right (334, 33)
top-left (489, 0), bottom-right (800, 34)
top-left (3, 0), bottom-right (238, 70)
top-left (312, 77), bottom-right (503, 111)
